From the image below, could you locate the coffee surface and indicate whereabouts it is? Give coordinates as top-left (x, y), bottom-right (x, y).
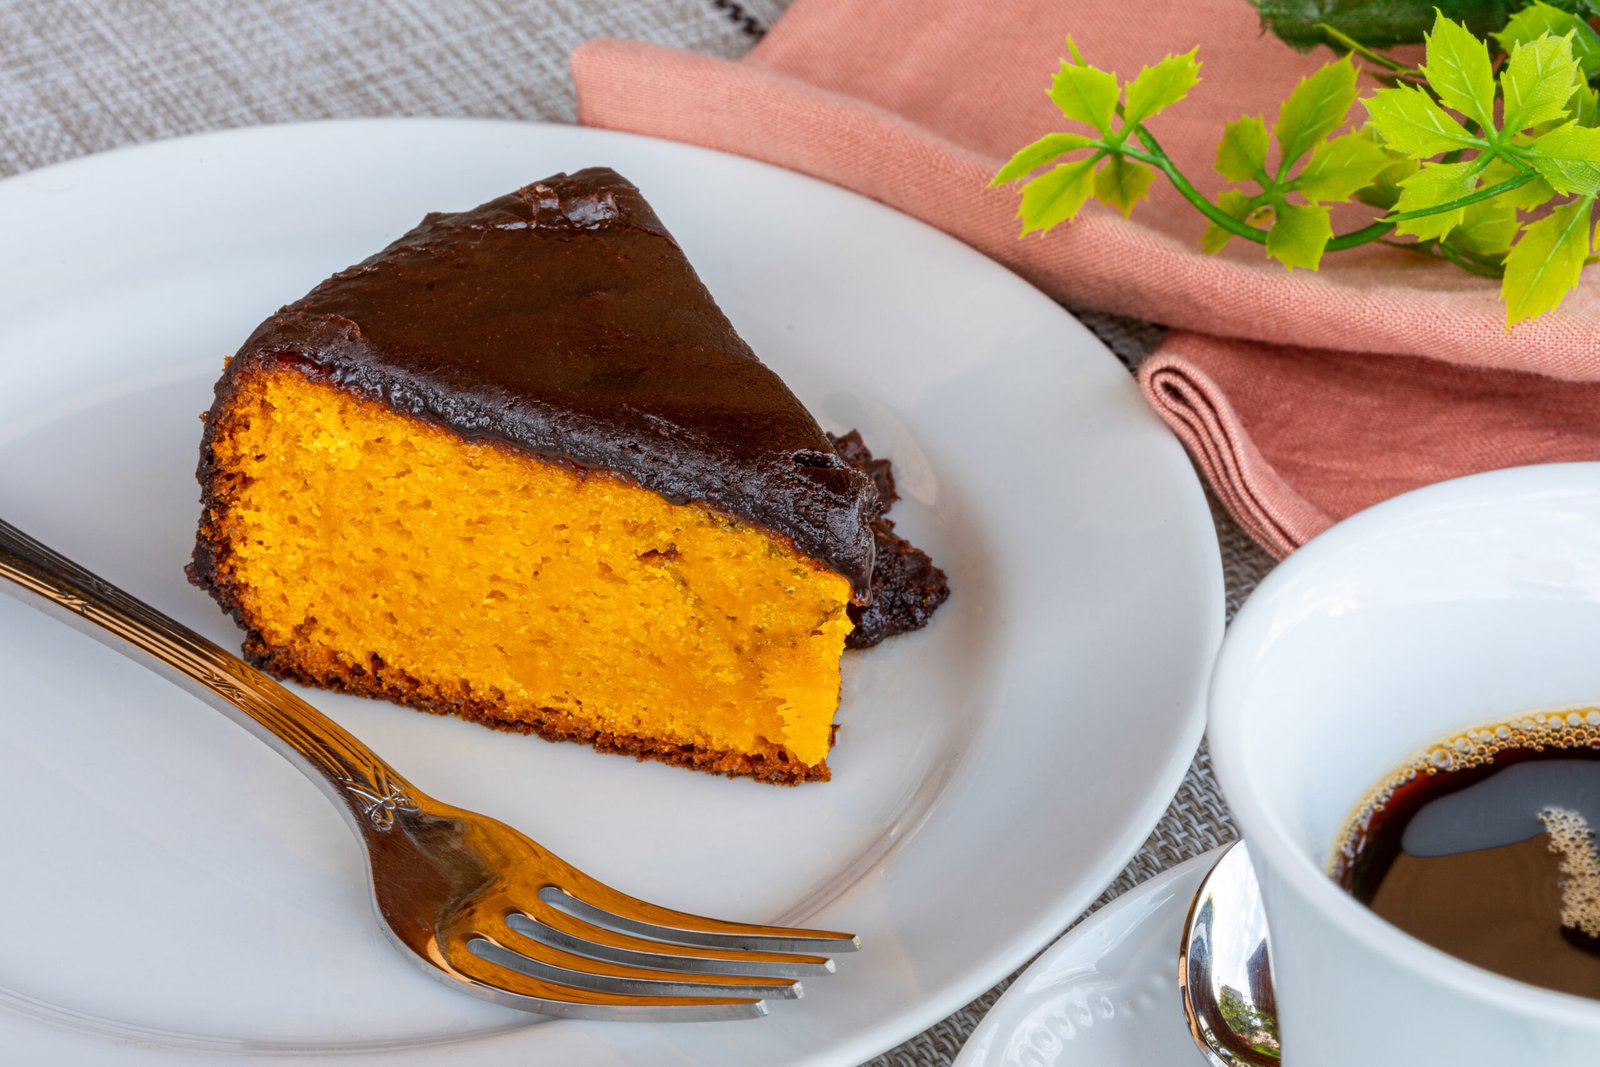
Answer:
top-left (1335, 731), bottom-right (1600, 1000)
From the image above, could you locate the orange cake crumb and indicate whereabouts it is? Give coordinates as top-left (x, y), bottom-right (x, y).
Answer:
top-left (198, 364), bottom-right (855, 780)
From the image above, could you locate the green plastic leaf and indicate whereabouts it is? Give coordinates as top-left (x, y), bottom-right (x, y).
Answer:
top-left (1502, 195), bottom-right (1594, 325)
top-left (1495, 2), bottom-right (1600, 78)
top-left (1296, 132), bottom-right (1394, 203)
top-left (1215, 116), bottom-right (1271, 183)
top-left (1545, 0), bottom-right (1600, 15)
top-left (1354, 151), bottom-right (1421, 210)
top-left (1365, 85), bottom-right (1479, 156)
top-left (1500, 34), bottom-right (1581, 133)
top-left (1093, 156), bottom-right (1157, 216)
top-left (1570, 83), bottom-right (1600, 129)
top-left (1251, 0), bottom-right (1516, 52)
top-left (1481, 155), bottom-right (1557, 209)
top-left (1525, 122), bottom-right (1600, 195)
top-left (1049, 45), bottom-right (1120, 135)
top-left (1420, 12), bottom-right (1497, 130)
top-left (1449, 197), bottom-right (1520, 257)
top-left (1275, 58), bottom-right (1360, 168)
top-left (992, 133), bottom-right (1100, 186)
top-left (1266, 202), bottom-right (1334, 269)
top-left (1390, 160), bottom-right (1481, 240)
top-left (1017, 156), bottom-right (1102, 234)
top-left (1201, 190), bottom-right (1260, 253)
top-left (1124, 49), bottom-right (1202, 127)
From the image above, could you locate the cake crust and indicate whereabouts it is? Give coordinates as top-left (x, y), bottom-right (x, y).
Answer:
top-left (242, 629), bottom-right (831, 785)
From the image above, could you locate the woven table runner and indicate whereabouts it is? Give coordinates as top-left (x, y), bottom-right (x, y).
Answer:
top-left (0, 3), bottom-right (1277, 1061)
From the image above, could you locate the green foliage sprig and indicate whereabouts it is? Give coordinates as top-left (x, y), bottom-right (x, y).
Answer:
top-left (1254, 0), bottom-right (1521, 50)
top-left (993, 9), bottom-right (1600, 325)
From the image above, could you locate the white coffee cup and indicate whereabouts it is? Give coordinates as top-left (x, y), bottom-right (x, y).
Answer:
top-left (1209, 463), bottom-right (1600, 1065)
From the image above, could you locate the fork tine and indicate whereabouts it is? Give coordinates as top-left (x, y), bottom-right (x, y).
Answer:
top-left (438, 937), bottom-right (769, 1022)
top-left (509, 902), bottom-right (837, 978)
top-left (468, 921), bottom-right (803, 1000)
top-left (540, 882), bottom-right (861, 954)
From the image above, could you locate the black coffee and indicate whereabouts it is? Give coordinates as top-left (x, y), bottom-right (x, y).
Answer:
top-left (1333, 713), bottom-right (1600, 1000)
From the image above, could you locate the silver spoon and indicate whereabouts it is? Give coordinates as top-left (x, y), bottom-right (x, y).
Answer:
top-left (1178, 842), bottom-right (1282, 1065)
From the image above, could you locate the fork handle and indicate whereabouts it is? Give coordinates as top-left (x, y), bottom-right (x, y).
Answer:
top-left (0, 516), bottom-right (428, 837)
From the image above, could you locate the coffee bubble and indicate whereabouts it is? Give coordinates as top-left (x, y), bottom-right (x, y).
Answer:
top-left (1540, 806), bottom-right (1600, 939)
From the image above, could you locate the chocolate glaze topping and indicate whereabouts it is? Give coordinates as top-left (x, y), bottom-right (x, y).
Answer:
top-left (219, 168), bottom-right (879, 599)
top-left (828, 432), bottom-right (950, 648)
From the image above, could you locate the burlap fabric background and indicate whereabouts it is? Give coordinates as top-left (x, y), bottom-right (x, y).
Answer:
top-left (0, 2), bottom-right (1277, 1062)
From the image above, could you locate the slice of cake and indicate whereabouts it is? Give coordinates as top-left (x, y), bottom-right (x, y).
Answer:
top-left (189, 168), bottom-right (940, 784)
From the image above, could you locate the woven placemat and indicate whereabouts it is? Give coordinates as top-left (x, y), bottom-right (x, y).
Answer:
top-left (0, 3), bottom-right (1277, 1061)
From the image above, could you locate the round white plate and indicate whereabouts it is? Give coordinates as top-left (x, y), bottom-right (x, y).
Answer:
top-left (955, 850), bottom-right (1220, 1067)
top-left (0, 119), bottom-right (1222, 1065)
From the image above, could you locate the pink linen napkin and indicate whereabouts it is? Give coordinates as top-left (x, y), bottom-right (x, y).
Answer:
top-left (571, 0), bottom-right (1600, 556)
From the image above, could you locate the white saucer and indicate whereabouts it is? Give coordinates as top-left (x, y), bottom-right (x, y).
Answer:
top-left (955, 849), bottom-right (1221, 1067)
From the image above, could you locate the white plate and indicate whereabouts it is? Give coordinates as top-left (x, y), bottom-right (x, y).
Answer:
top-left (0, 119), bottom-right (1222, 1065)
top-left (955, 850), bottom-right (1219, 1067)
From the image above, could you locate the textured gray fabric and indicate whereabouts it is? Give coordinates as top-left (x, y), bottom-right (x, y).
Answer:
top-left (0, 0), bottom-right (774, 178)
top-left (0, 4), bottom-right (1276, 1062)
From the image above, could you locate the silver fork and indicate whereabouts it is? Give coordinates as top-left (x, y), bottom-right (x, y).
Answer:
top-left (0, 516), bottom-right (858, 1021)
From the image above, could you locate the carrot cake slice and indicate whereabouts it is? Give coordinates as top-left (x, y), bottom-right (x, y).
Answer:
top-left (188, 167), bottom-right (943, 784)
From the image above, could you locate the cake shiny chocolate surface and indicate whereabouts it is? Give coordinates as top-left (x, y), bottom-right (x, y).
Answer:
top-left (227, 167), bottom-right (877, 599)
